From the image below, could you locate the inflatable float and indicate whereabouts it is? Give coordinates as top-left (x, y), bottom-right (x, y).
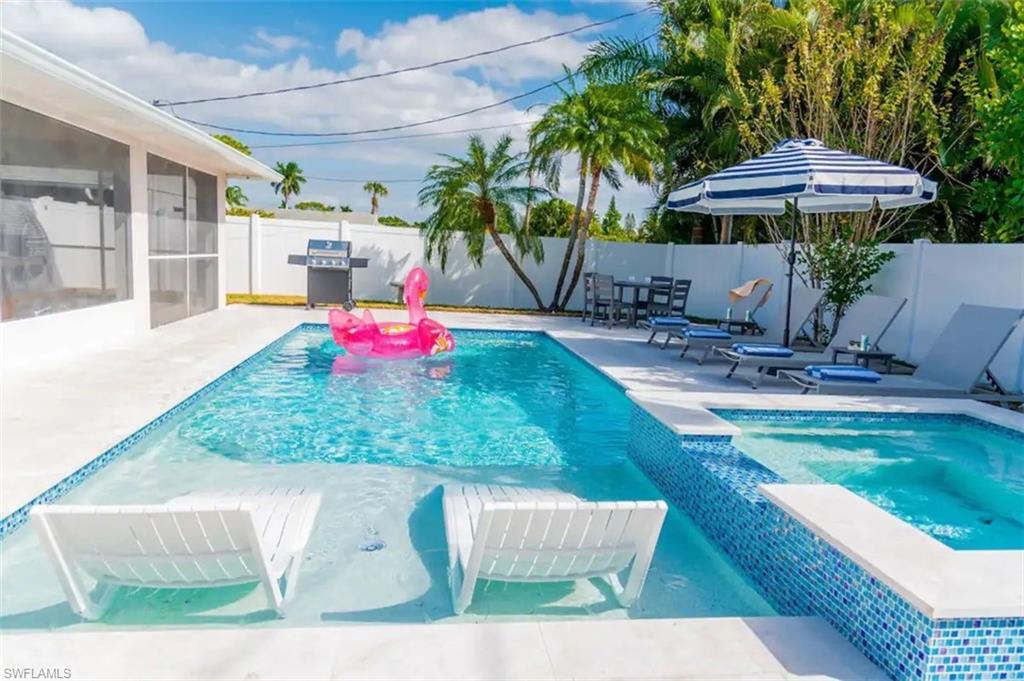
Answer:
top-left (328, 268), bottom-right (455, 359)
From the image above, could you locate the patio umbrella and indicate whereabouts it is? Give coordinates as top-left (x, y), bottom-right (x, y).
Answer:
top-left (667, 138), bottom-right (937, 346)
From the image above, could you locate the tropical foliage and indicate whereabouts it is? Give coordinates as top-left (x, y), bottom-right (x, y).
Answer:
top-left (272, 161), bottom-right (306, 208)
top-left (584, 0), bottom-right (1020, 246)
top-left (419, 135), bottom-right (548, 309)
top-left (362, 181), bottom-right (389, 215)
top-left (378, 215), bottom-right (423, 228)
top-left (973, 0), bottom-right (1024, 242)
top-left (294, 200), bottom-right (335, 212)
top-left (225, 185), bottom-right (248, 208)
top-left (529, 77), bottom-right (666, 309)
top-left (213, 134), bottom-right (251, 156)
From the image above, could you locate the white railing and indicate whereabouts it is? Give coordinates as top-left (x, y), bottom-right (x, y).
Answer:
top-left (225, 214), bottom-right (1024, 391)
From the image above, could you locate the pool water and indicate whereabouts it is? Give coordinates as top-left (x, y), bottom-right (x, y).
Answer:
top-left (726, 414), bottom-right (1024, 550)
top-left (0, 328), bottom-right (773, 629)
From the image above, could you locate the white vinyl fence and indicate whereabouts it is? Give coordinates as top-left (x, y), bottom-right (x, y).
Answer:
top-left (225, 215), bottom-right (1024, 391)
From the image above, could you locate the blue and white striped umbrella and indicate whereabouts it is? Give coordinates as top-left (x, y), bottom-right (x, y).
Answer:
top-left (667, 138), bottom-right (937, 215)
top-left (666, 138), bottom-right (937, 347)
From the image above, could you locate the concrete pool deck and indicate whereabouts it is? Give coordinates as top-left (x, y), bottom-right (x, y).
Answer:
top-left (3, 303), bottom-right (1021, 680)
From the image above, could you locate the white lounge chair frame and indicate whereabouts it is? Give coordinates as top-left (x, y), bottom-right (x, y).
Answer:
top-left (31, 489), bottom-right (321, 620)
top-left (715, 294), bottom-right (907, 387)
top-left (779, 304), bottom-right (1024, 399)
top-left (443, 484), bottom-right (667, 614)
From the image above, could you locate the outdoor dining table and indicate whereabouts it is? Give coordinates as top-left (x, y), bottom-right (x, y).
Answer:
top-left (613, 279), bottom-right (661, 327)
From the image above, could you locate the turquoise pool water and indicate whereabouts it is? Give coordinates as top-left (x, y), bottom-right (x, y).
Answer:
top-left (0, 328), bottom-right (773, 629)
top-left (725, 413), bottom-right (1024, 550)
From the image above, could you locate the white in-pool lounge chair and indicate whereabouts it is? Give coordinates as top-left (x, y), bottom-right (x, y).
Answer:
top-left (714, 294), bottom-right (907, 387)
top-left (30, 488), bottom-right (321, 620)
top-left (779, 304), bottom-right (1024, 399)
top-left (442, 484), bottom-right (667, 614)
top-left (669, 287), bottom-right (825, 363)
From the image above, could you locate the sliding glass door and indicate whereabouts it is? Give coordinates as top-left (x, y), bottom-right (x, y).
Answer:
top-left (147, 155), bottom-right (218, 327)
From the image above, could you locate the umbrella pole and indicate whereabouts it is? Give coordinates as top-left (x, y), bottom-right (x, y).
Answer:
top-left (782, 197), bottom-right (798, 347)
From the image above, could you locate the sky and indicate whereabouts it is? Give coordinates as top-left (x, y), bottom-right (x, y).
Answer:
top-left (5, 0), bottom-right (660, 221)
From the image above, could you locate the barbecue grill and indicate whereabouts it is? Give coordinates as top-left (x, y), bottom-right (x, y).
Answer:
top-left (287, 239), bottom-right (368, 310)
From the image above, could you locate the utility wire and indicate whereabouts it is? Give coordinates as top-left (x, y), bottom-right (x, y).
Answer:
top-left (249, 120), bottom-right (537, 149)
top-left (175, 32), bottom-right (656, 138)
top-left (153, 7), bottom-right (652, 107)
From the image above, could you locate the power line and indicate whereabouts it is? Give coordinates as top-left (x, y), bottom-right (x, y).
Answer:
top-left (175, 32), bottom-right (656, 138)
top-left (153, 7), bottom-right (652, 107)
top-left (249, 120), bottom-right (537, 149)
top-left (176, 73), bottom-right (570, 137)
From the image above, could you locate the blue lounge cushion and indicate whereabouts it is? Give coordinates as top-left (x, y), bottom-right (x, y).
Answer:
top-left (648, 316), bottom-right (690, 326)
top-left (731, 343), bottom-right (795, 358)
top-left (684, 327), bottom-right (732, 340)
top-left (805, 365), bottom-right (883, 383)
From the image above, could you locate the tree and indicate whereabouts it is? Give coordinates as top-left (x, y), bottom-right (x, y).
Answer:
top-left (624, 212), bottom-right (637, 233)
top-left (225, 185), bottom-right (248, 208)
top-left (212, 134), bottom-right (251, 156)
top-left (295, 200), bottom-right (334, 212)
top-left (600, 197), bottom-right (623, 235)
top-left (529, 198), bottom-right (577, 237)
top-left (419, 134), bottom-right (548, 309)
top-left (362, 181), bottom-right (389, 215)
top-left (272, 161), bottom-right (306, 208)
top-left (378, 215), bottom-right (422, 228)
top-left (973, 0), bottom-right (1024, 242)
top-left (529, 79), bottom-right (665, 309)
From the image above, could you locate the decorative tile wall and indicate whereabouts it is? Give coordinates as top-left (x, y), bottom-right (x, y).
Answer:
top-left (628, 405), bottom-right (1024, 681)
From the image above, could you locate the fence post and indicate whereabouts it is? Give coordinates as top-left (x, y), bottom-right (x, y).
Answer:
top-left (736, 241), bottom-right (746, 286)
top-left (903, 238), bottom-right (931, 359)
top-left (664, 242), bottom-right (675, 276)
top-left (251, 212), bottom-right (263, 295)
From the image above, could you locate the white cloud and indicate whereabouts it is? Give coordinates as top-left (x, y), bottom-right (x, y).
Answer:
top-left (334, 6), bottom-right (595, 85)
top-left (3, 0), bottom-right (655, 220)
top-left (242, 29), bottom-right (313, 58)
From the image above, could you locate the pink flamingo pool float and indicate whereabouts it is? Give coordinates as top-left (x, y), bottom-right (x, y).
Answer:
top-left (328, 268), bottom-right (455, 359)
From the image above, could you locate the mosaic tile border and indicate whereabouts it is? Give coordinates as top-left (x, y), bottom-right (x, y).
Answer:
top-left (628, 405), bottom-right (1024, 681)
top-left (711, 408), bottom-right (1024, 442)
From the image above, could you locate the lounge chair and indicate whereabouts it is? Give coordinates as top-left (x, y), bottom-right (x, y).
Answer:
top-left (714, 294), bottom-right (907, 387)
top-left (31, 488), bottom-right (321, 620)
top-left (779, 304), bottom-right (1024, 398)
top-left (638, 279), bottom-right (693, 344)
top-left (668, 287), bottom-right (825, 363)
top-left (442, 484), bottom-right (667, 614)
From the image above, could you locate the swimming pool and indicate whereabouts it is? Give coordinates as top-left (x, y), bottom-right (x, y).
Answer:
top-left (721, 411), bottom-right (1024, 550)
top-left (0, 327), bottom-right (773, 629)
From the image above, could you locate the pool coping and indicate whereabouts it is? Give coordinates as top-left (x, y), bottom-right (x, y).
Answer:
top-left (6, 320), bottom-right (1022, 620)
top-left (619, 389), bottom-right (1024, 621)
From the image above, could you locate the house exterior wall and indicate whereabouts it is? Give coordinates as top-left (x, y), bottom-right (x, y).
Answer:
top-left (0, 96), bottom-right (232, 367)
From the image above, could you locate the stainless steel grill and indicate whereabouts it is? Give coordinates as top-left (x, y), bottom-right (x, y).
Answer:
top-left (287, 239), bottom-right (368, 310)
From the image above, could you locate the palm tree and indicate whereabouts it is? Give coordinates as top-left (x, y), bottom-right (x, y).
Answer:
top-left (225, 185), bottom-right (248, 208)
top-left (530, 80), bottom-right (666, 309)
top-left (272, 161), bottom-right (306, 208)
top-left (419, 134), bottom-right (548, 310)
top-left (362, 181), bottom-right (389, 215)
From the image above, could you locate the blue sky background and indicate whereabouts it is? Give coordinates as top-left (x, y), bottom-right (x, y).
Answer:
top-left (10, 0), bottom-right (658, 220)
